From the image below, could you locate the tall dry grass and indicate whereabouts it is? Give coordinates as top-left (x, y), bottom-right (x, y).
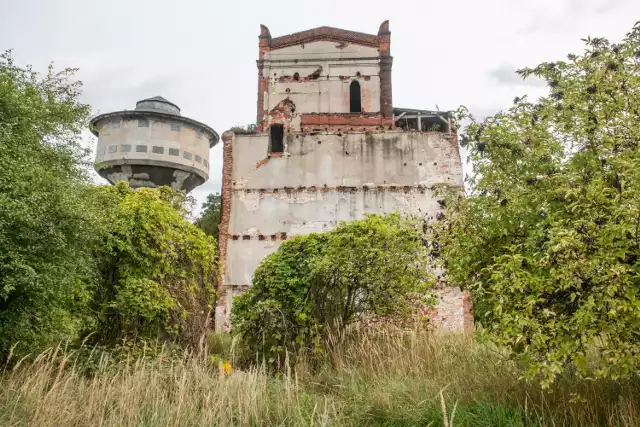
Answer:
top-left (1, 328), bottom-right (639, 426)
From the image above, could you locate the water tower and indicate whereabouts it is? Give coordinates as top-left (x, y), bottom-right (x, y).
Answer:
top-left (90, 96), bottom-right (219, 193)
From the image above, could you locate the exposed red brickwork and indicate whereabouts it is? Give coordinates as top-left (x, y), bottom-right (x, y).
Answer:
top-left (300, 113), bottom-right (393, 131)
top-left (463, 291), bottom-right (475, 334)
top-left (270, 26), bottom-right (379, 50)
top-left (379, 57), bottom-right (393, 119)
top-left (259, 25), bottom-right (271, 58)
top-left (232, 232), bottom-right (290, 241)
top-left (217, 131), bottom-right (234, 321)
top-left (256, 61), bottom-right (267, 132)
top-left (448, 118), bottom-right (461, 158)
top-left (268, 98), bottom-right (296, 122)
top-left (377, 21), bottom-right (393, 119)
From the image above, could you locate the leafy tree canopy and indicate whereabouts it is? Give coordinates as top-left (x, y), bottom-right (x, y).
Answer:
top-left (433, 23), bottom-right (640, 386)
top-left (231, 213), bottom-right (431, 368)
top-left (91, 182), bottom-right (218, 349)
top-left (0, 50), bottom-right (98, 356)
top-left (195, 192), bottom-right (221, 242)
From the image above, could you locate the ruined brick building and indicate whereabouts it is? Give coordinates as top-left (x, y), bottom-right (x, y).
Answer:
top-left (216, 21), bottom-right (472, 332)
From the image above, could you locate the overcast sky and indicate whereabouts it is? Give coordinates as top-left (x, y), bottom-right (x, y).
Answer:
top-left (3, 0), bottom-right (638, 211)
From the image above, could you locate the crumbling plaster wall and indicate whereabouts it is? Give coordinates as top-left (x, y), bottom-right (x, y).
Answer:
top-left (231, 132), bottom-right (461, 189)
top-left (262, 41), bottom-right (381, 117)
top-left (223, 130), bottom-right (462, 288)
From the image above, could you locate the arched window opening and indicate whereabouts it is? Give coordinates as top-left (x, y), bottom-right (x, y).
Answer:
top-left (270, 124), bottom-right (284, 153)
top-left (349, 80), bottom-right (361, 113)
top-left (293, 72), bottom-right (300, 81)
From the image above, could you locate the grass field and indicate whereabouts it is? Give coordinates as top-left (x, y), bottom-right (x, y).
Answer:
top-left (1, 328), bottom-right (639, 426)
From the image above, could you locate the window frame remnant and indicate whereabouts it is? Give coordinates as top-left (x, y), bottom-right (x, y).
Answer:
top-left (269, 124), bottom-right (285, 154)
top-left (349, 80), bottom-right (362, 113)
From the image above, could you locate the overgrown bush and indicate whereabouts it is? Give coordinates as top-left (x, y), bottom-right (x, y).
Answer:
top-left (432, 23), bottom-right (640, 386)
top-left (0, 50), bottom-right (98, 357)
top-left (90, 182), bottom-right (218, 349)
top-left (231, 213), bottom-right (432, 367)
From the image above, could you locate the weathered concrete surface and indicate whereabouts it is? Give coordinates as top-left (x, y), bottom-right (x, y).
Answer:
top-left (264, 42), bottom-right (381, 116)
top-left (91, 97), bottom-right (218, 192)
top-left (231, 132), bottom-right (461, 189)
top-left (217, 130), bottom-right (464, 330)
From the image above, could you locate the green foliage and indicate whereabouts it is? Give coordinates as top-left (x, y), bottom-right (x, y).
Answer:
top-left (432, 23), bottom-right (640, 385)
top-left (0, 50), bottom-right (98, 357)
top-left (91, 183), bottom-right (219, 349)
top-left (195, 192), bottom-right (221, 242)
top-left (231, 213), bottom-right (431, 367)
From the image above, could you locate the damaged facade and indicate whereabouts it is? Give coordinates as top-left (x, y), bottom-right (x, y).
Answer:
top-left (217, 21), bottom-right (471, 333)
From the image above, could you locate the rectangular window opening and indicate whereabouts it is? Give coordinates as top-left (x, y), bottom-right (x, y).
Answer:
top-left (168, 148), bottom-right (180, 156)
top-left (108, 145), bottom-right (117, 153)
top-left (136, 145), bottom-right (147, 153)
top-left (138, 119), bottom-right (149, 127)
top-left (170, 123), bottom-right (181, 132)
top-left (183, 151), bottom-right (193, 160)
top-left (120, 144), bottom-right (132, 153)
top-left (270, 124), bottom-right (284, 153)
top-left (195, 155), bottom-right (202, 163)
top-left (203, 159), bottom-right (209, 167)
top-left (152, 146), bottom-right (164, 154)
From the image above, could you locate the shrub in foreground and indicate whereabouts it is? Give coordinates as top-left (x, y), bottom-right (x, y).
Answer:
top-left (231, 213), bottom-right (432, 367)
top-left (90, 183), bottom-right (219, 349)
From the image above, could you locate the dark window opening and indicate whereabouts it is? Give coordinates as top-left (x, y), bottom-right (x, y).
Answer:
top-left (270, 124), bottom-right (284, 153)
top-left (349, 80), bottom-right (362, 113)
top-left (293, 72), bottom-right (300, 81)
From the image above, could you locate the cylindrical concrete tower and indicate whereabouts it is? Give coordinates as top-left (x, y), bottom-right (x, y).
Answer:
top-left (90, 96), bottom-right (219, 193)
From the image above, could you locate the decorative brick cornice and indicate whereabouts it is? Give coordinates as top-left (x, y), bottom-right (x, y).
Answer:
top-left (270, 26), bottom-right (380, 50)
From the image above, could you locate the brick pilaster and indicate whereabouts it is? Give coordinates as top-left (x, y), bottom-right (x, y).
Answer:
top-left (378, 21), bottom-right (393, 120)
top-left (216, 131), bottom-right (234, 330)
top-left (257, 25), bottom-right (271, 132)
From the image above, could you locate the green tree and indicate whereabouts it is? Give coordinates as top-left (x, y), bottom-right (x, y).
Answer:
top-left (433, 23), bottom-right (640, 386)
top-left (195, 192), bottom-right (221, 242)
top-left (91, 183), bottom-right (218, 349)
top-left (232, 213), bottom-right (431, 367)
top-left (0, 51), bottom-right (98, 357)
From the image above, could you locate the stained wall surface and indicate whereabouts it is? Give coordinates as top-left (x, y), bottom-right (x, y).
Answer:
top-left (94, 116), bottom-right (211, 179)
top-left (262, 42), bottom-right (381, 117)
top-left (217, 130), bottom-right (463, 329)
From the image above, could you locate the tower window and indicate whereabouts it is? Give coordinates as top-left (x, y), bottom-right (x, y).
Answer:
top-left (293, 72), bottom-right (300, 81)
top-left (270, 124), bottom-right (284, 153)
top-left (136, 145), bottom-right (147, 152)
top-left (138, 119), bottom-right (149, 127)
top-left (120, 144), bottom-right (132, 153)
top-left (183, 151), bottom-right (193, 160)
top-left (152, 146), bottom-right (164, 154)
top-left (168, 148), bottom-right (180, 156)
top-left (350, 80), bottom-right (362, 113)
top-left (170, 123), bottom-right (181, 132)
